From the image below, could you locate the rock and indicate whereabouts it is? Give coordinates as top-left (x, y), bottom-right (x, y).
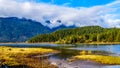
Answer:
top-left (51, 62), bottom-right (58, 66)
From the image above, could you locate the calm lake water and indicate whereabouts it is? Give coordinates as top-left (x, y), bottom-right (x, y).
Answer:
top-left (69, 44), bottom-right (120, 56)
top-left (0, 43), bottom-right (120, 68)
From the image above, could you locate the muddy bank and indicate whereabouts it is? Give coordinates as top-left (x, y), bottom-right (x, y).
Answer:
top-left (49, 57), bottom-right (104, 68)
top-left (32, 53), bottom-right (104, 68)
top-left (49, 57), bottom-right (120, 68)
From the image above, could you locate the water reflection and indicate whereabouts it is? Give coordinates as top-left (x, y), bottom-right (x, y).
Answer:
top-left (69, 44), bottom-right (120, 56)
top-left (103, 65), bottom-right (120, 68)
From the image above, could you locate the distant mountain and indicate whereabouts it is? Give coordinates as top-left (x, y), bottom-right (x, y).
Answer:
top-left (51, 24), bottom-right (76, 31)
top-left (45, 20), bottom-right (76, 31)
top-left (0, 17), bottom-right (76, 42)
top-left (0, 17), bottom-right (52, 42)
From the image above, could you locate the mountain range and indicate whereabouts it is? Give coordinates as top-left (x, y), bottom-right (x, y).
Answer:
top-left (0, 17), bottom-right (75, 42)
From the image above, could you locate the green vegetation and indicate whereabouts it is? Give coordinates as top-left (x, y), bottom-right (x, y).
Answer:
top-left (73, 55), bottom-right (120, 65)
top-left (28, 26), bottom-right (120, 44)
top-left (0, 46), bottom-right (58, 68)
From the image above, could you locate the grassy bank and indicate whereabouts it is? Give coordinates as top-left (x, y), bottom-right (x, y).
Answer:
top-left (76, 42), bottom-right (120, 45)
top-left (0, 46), bottom-right (58, 68)
top-left (55, 41), bottom-right (120, 45)
top-left (72, 55), bottom-right (120, 65)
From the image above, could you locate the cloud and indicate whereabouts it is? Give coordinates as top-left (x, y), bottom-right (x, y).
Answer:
top-left (62, 2), bottom-right (71, 6)
top-left (0, 0), bottom-right (120, 28)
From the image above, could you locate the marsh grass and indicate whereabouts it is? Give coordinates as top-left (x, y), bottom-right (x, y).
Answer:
top-left (0, 46), bottom-right (58, 68)
top-left (73, 55), bottom-right (120, 65)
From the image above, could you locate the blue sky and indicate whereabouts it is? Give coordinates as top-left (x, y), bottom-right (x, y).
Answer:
top-left (0, 0), bottom-right (120, 28)
top-left (35, 0), bottom-right (115, 7)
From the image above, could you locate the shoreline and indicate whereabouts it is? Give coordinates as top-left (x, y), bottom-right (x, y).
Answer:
top-left (1, 42), bottom-right (120, 45)
top-left (76, 42), bottom-right (120, 45)
top-left (27, 42), bottom-right (120, 45)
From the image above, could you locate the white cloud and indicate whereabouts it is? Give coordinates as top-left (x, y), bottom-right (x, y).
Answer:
top-left (62, 2), bottom-right (71, 6)
top-left (0, 0), bottom-right (120, 28)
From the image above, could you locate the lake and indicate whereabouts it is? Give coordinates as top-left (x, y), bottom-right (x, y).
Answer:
top-left (69, 44), bottom-right (120, 56)
top-left (0, 43), bottom-right (120, 68)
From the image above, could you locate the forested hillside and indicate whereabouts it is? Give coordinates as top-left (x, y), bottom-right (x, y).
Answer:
top-left (27, 26), bottom-right (120, 44)
top-left (0, 17), bottom-right (51, 42)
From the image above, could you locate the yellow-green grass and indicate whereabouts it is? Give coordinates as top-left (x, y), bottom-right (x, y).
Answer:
top-left (73, 55), bottom-right (120, 65)
top-left (79, 42), bottom-right (120, 45)
top-left (0, 46), bottom-right (58, 68)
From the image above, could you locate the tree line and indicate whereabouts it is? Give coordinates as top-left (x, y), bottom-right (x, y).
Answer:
top-left (27, 26), bottom-right (120, 44)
